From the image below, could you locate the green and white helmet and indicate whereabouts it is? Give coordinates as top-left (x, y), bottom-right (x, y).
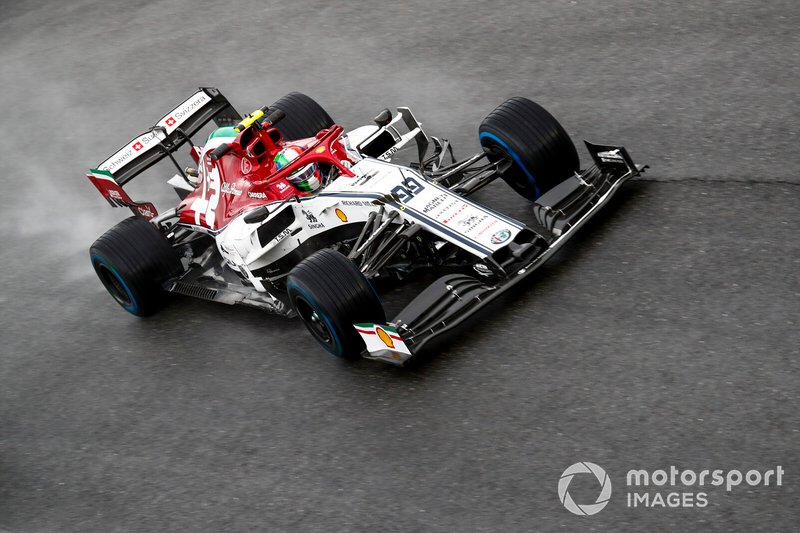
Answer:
top-left (274, 146), bottom-right (321, 192)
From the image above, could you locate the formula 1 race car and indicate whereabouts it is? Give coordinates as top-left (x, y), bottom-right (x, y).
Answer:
top-left (88, 87), bottom-right (645, 365)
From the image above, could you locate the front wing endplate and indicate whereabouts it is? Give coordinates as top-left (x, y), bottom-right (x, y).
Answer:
top-left (354, 323), bottom-right (412, 365)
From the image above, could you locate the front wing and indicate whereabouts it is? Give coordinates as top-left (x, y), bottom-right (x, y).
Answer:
top-left (355, 142), bottom-right (646, 365)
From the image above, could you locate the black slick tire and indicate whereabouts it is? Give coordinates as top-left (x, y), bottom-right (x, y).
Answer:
top-left (268, 92), bottom-right (335, 140)
top-left (89, 216), bottom-right (183, 317)
top-left (479, 97), bottom-right (579, 200)
top-left (287, 249), bottom-right (385, 358)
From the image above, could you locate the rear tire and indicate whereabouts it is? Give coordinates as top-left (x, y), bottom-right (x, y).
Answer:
top-left (479, 97), bottom-right (579, 200)
top-left (268, 92), bottom-right (335, 140)
top-left (89, 216), bottom-right (183, 316)
top-left (287, 249), bottom-right (385, 358)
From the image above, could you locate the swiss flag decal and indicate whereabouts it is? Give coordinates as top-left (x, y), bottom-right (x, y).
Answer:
top-left (132, 142), bottom-right (143, 151)
top-left (165, 116), bottom-right (176, 127)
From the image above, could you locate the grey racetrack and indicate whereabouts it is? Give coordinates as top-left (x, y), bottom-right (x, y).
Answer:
top-left (1, 1), bottom-right (798, 531)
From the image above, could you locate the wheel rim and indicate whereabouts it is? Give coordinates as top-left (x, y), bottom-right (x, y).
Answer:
top-left (95, 261), bottom-right (134, 309)
top-left (295, 296), bottom-right (334, 347)
top-left (504, 164), bottom-right (533, 192)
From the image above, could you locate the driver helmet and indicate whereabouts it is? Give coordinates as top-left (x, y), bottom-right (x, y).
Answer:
top-left (273, 146), bottom-right (322, 192)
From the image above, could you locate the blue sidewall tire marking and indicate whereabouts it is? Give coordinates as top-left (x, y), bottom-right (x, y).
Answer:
top-left (287, 281), bottom-right (344, 357)
top-left (479, 131), bottom-right (541, 199)
top-left (91, 255), bottom-right (139, 315)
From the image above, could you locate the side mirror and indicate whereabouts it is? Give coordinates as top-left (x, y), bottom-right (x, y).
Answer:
top-left (373, 108), bottom-right (392, 128)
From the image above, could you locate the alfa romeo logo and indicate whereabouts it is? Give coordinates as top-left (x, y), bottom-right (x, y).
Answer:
top-left (490, 229), bottom-right (511, 244)
top-left (558, 462), bottom-right (612, 516)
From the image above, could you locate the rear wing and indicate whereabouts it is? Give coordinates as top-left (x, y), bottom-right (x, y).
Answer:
top-left (87, 87), bottom-right (241, 217)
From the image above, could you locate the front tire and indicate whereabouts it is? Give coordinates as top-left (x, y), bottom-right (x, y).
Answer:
top-left (479, 97), bottom-right (579, 200)
top-left (89, 216), bottom-right (183, 316)
top-left (287, 249), bottom-right (385, 358)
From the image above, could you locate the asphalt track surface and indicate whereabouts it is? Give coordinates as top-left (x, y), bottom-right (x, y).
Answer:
top-left (1, 1), bottom-right (798, 531)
